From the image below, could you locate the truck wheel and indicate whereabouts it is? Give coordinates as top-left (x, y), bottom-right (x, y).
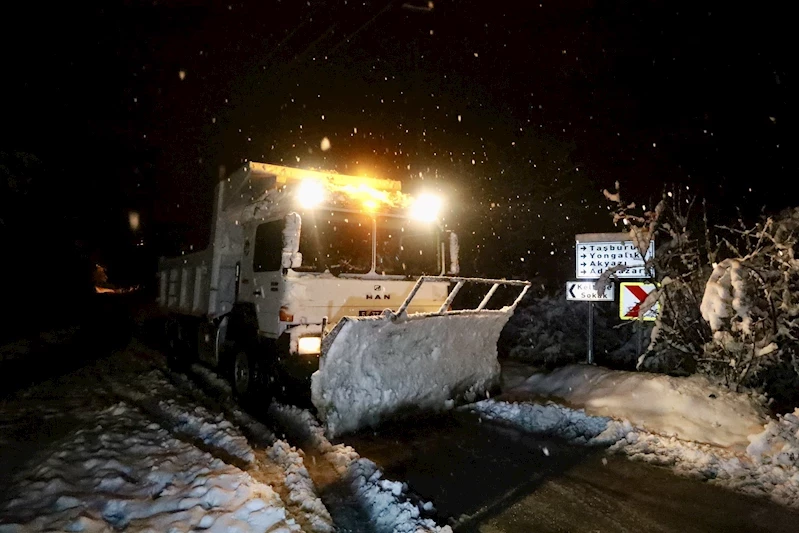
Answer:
top-left (231, 349), bottom-right (273, 413)
top-left (232, 350), bottom-right (254, 398)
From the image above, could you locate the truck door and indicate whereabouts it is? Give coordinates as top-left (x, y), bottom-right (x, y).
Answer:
top-left (240, 219), bottom-right (284, 338)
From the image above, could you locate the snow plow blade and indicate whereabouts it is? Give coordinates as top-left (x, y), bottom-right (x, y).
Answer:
top-left (311, 277), bottom-right (530, 437)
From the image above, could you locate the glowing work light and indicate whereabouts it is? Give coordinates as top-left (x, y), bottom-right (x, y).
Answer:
top-left (409, 193), bottom-right (442, 222)
top-left (297, 179), bottom-right (326, 208)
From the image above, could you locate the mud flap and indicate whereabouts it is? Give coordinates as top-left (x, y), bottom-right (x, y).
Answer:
top-left (310, 310), bottom-right (512, 437)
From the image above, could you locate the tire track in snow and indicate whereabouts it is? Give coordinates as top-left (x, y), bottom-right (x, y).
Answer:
top-left (267, 403), bottom-right (451, 533)
top-left (167, 368), bottom-right (334, 532)
top-left (106, 378), bottom-right (255, 471)
top-left (160, 356), bottom-right (450, 532)
top-left (125, 362), bottom-right (334, 532)
top-left (183, 363), bottom-right (446, 532)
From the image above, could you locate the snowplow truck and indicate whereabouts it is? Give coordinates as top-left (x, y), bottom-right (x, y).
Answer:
top-left (157, 162), bottom-right (529, 436)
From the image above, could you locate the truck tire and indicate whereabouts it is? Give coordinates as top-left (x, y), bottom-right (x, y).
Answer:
top-left (231, 349), bottom-right (273, 413)
top-left (232, 349), bottom-right (254, 398)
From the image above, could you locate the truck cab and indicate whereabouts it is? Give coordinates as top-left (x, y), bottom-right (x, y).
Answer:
top-left (158, 162), bottom-right (458, 403)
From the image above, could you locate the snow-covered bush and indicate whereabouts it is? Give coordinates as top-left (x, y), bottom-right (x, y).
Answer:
top-left (498, 291), bottom-right (640, 368)
top-left (599, 185), bottom-right (799, 405)
top-left (699, 209), bottom-right (799, 397)
top-left (601, 183), bottom-right (714, 374)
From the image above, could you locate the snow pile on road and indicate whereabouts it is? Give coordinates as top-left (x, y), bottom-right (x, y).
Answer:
top-left (0, 402), bottom-right (300, 532)
top-left (159, 399), bottom-right (256, 464)
top-left (469, 399), bottom-right (799, 508)
top-left (269, 403), bottom-right (451, 532)
top-left (516, 364), bottom-right (767, 448)
top-left (344, 458), bottom-right (448, 533)
top-left (470, 399), bottom-right (632, 446)
top-left (613, 426), bottom-right (799, 507)
top-left (268, 441), bottom-right (334, 533)
top-left (269, 403), bottom-right (359, 473)
top-left (312, 312), bottom-right (509, 437)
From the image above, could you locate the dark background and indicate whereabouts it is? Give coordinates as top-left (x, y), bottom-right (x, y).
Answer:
top-left (1, 0), bottom-right (794, 333)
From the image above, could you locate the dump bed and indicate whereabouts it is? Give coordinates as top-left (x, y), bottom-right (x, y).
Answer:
top-left (158, 250), bottom-right (212, 316)
top-left (158, 247), bottom-right (239, 318)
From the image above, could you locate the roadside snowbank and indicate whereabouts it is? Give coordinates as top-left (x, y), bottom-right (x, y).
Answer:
top-left (469, 399), bottom-right (799, 508)
top-left (747, 409), bottom-right (799, 465)
top-left (269, 403), bottom-right (452, 533)
top-left (0, 403), bottom-right (300, 532)
top-left (516, 364), bottom-right (767, 448)
top-left (470, 398), bottom-right (632, 446)
top-left (312, 312), bottom-right (508, 437)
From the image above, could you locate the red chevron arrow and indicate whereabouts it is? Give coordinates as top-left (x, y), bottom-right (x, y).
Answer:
top-left (624, 285), bottom-right (651, 318)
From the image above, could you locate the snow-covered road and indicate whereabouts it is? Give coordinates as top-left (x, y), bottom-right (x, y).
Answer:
top-left (0, 341), bottom-right (333, 533)
top-left (3, 338), bottom-right (799, 533)
top-left (0, 339), bottom-right (447, 533)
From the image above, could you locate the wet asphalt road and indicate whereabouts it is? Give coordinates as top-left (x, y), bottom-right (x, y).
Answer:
top-left (342, 411), bottom-right (799, 533)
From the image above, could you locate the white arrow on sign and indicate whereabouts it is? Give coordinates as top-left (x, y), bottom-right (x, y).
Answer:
top-left (575, 240), bottom-right (655, 279)
top-left (566, 281), bottom-right (615, 301)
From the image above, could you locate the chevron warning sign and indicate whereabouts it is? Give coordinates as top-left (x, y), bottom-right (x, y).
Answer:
top-left (619, 282), bottom-right (659, 321)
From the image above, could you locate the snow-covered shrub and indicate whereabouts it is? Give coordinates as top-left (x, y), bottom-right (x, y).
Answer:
top-left (599, 185), bottom-right (799, 405)
top-left (699, 209), bottom-right (799, 396)
top-left (601, 183), bottom-right (714, 374)
top-left (498, 291), bottom-right (639, 368)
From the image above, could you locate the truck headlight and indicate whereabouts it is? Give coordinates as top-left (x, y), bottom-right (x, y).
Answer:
top-left (297, 336), bottom-right (322, 355)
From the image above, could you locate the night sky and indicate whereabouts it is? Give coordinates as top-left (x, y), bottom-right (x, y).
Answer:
top-left (2, 0), bottom-right (794, 292)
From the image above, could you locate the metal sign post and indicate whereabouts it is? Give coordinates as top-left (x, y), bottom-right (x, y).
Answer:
top-left (587, 301), bottom-right (594, 364)
top-left (565, 281), bottom-right (610, 366)
top-left (571, 234), bottom-right (656, 366)
top-left (565, 281), bottom-right (612, 365)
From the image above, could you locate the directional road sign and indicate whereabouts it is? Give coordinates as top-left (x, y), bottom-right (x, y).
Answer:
top-left (575, 235), bottom-right (655, 279)
top-left (566, 281), bottom-right (615, 301)
top-left (619, 282), bottom-right (659, 321)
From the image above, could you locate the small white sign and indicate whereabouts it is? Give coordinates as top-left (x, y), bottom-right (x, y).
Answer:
top-left (575, 237), bottom-right (655, 279)
top-left (566, 281), bottom-right (615, 301)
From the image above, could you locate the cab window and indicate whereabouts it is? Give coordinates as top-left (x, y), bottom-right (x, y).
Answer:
top-left (253, 220), bottom-right (283, 272)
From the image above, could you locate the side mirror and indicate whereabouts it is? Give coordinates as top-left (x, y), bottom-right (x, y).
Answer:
top-left (282, 212), bottom-right (302, 270)
top-left (282, 251), bottom-right (303, 269)
top-left (448, 232), bottom-right (460, 275)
